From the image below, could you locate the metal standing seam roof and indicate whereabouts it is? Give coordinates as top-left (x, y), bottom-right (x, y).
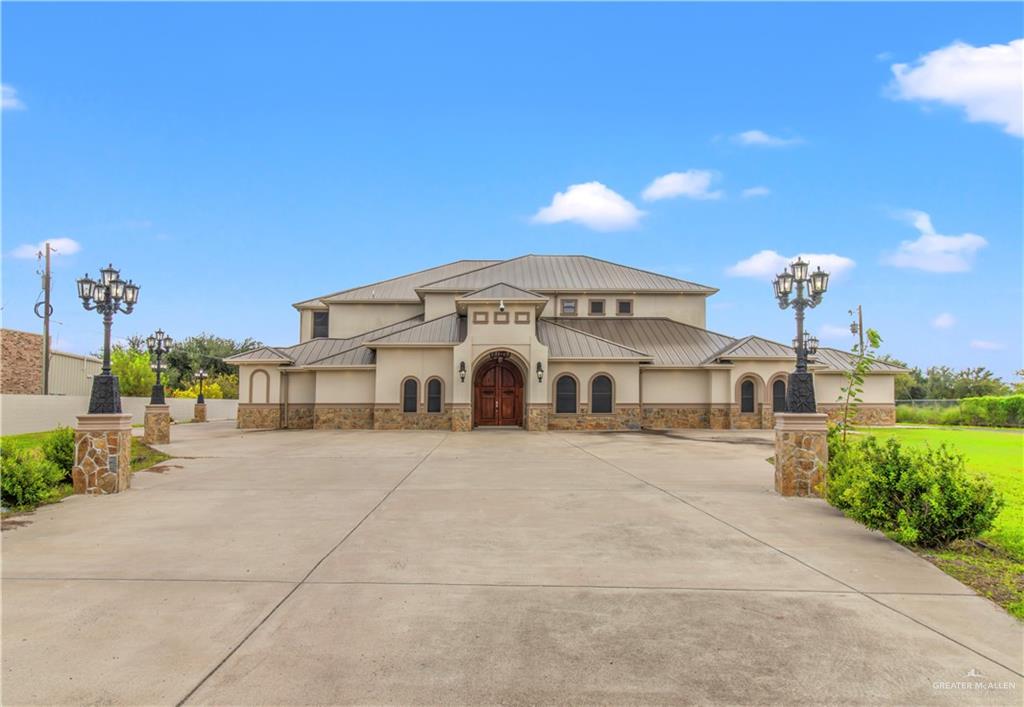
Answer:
top-left (223, 346), bottom-right (292, 363)
top-left (458, 282), bottom-right (548, 301)
top-left (293, 260), bottom-right (500, 307)
top-left (365, 313), bottom-right (468, 346)
top-left (813, 348), bottom-right (909, 373)
top-left (707, 335), bottom-right (795, 361)
top-left (546, 318), bottom-right (737, 367)
top-left (537, 319), bottom-right (653, 360)
top-left (416, 255), bottom-right (718, 294)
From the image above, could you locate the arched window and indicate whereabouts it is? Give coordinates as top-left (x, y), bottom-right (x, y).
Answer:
top-left (740, 379), bottom-right (755, 413)
top-left (402, 378), bottom-right (418, 413)
top-left (555, 376), bottom-right (577, 414)
top-left (427, 378), bottom-right (442, 413)
top-left (591, 375), bottom-right (613, 414)
top-left (772, 379), bottom-right (787, 413)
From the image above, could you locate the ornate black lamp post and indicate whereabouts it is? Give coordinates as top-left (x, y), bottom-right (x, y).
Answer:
top-left (77, 265), bottom-right (140, 413)
top-left (773, 258), bottom-right (830, 413)
top-left (146, 330), bottom-right (173, 404)
top-left (195, 368), bottom-right (208, 404)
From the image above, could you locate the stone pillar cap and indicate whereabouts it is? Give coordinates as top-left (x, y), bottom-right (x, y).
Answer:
top-left (145, 404), bottom-right (171, 412)
top-left (774, 412), bottom-right (829, 431)
top-left (76, 413), bottom-right (133, 431)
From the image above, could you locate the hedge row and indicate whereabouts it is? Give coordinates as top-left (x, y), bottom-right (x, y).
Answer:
top-left (895, 395), bottom-right (1024, 428)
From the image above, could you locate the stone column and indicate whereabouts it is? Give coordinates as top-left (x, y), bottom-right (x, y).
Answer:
top-left (144, 404), bottom-right (171, 444)
top-left (526, 404), bottom-right (549, 431)
top-left (449, 404), bottom-right (471, 432)
top-left (73, 413), bottom-right (132, 494)
top-left (194, 403), bottom-right (207, 422)
top-left (774, 413), bottom-right (829, 497)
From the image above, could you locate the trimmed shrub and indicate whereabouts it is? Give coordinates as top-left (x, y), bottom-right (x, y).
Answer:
top-left (960, 395), bottom-right (1024, 428)
top-left (895, 405), bottom-right (960, 425)
top-left (826, 430), bottom-right (1003, 547)
top-left (42, 426), bottom-right (76, 479)
top-left (1, 444), bottom-right (66, 508)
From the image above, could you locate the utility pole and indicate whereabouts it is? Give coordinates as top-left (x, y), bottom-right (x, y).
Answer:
top-left (849, 304), bottom-right (864, 353)
top-left (34, 242), bottom-right (54, 395)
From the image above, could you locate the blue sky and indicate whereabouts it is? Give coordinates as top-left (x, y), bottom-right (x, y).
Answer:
top-left (3, 3), bottom-right (1021, 378)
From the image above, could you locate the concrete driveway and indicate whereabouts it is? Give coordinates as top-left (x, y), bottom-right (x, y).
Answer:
top-left (3, 422), bottom-right (1021, 705)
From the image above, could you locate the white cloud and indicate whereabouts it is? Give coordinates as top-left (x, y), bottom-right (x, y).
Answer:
top-left (970, 340), bottom-right (1004, 351)
top-left (820, 324), bottom-right (855, 341)
top-left (931, 312), bottom-right (956, 329)
top-left (733, 130), bottom-right (802, 147)
top-left (642, 170), bottom-right (723, 202)
top-left (882, 210), bottom-right (987, 272)
top-left (531, 182), bottom-right (644, 231)
top-left (9, 237), bottom-right (82, 259)
top-left (741, 186), bottom-right (771, 198)
top-left (727, 250), bottom-right (856, 280)
top-left (890, 39), bottom-right (1023, 137)
top-left (2, 84), bottom-right (25, 110)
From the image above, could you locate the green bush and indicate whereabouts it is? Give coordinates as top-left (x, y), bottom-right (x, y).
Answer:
top-left (826, 430), bottom-right (1003, 547)
top-left (895, 405), bottom-right (960, 425)
top-left (1, 443), bottom-right (66, 508)
top-left (960, 395), bottom-right (1024, 427)
top-left (42, 426), bottom-right (75, 479)
top-left (110, 347), bottom-right (156, 397)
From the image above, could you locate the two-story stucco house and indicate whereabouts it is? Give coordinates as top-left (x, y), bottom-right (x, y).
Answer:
top-left (226, 255), bottom-right (902, 431)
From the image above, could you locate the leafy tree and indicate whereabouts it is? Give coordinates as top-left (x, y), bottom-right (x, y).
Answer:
top-left (110, 346), bottom-right (156, 396)
top-left (876, 354), bottom-right (926, 400)
top-left (171, 381), bottom-right (224, 399)
top-left (1014, 369), bottom-right (1024, 394)
top-left (161, 333), bottom-right (261, 389)
top-left (951, 367), bottom-right (1009, 398)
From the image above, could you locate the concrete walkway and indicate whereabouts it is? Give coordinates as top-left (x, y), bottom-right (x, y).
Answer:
top-left (3, 422), bottom-right (1021, 705)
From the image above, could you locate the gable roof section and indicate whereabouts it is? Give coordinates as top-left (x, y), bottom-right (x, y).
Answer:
top-left (223, 346), bottom-right (293, 364)
top-left (707, 335), bottom-right (794, 362)
top-left (366, 313), bottom-right (467, 346)
top-left (417, 255), bottom-right (718, 294)
top-left (813, 347), bottom-right (909, 373)
top-left (537, 319), bottom-right (653, 361)
top-left (458, 282), bottom-right (548, 301)
top-left (293, 259), bottom-right (499, 307)
top-left (546, 317), bottom-right (736, 367)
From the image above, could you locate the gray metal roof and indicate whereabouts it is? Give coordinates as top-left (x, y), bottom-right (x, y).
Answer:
top-left (223, 346), bottom-right (292, 363)
top-left (547, 318), bottom-right (736, 367)
top-left (294, 260), bottom-right (499, 307)
top-left (302, 346), bottom-right (376, 368)
top-left (418, 255), bottom-right (718, 294)
top-left (367, 313), bottom-right (467, 346)
top-left (708, 335), bottom-right (794, 361)
top-left (459, 282), bottom-right (548, 301)
top-left (813, 347), bottom-right (908, 373)
top-left (537, 319), bottom-right (653, 360)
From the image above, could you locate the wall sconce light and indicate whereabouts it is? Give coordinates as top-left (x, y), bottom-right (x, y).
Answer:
top-left (459, 361), bottom-right (467, 382)
top-left (536, 362), bottom-right (544, 382)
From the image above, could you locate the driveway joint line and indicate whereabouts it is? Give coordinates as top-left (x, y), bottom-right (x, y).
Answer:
top-left (558, 435), bottom-right (1024, 678)
top-left (174, 432), bottom-right (450, 706)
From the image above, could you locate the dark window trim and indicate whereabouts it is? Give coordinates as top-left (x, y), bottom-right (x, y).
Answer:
top-left (560, 298), bottom-right (578, 316)
top-left (772, 378), bottom-right (787, 413)
top-left (494, 312), bottom-right (510, 324)
top-left (312, 310), bottom-right (329, 338)
top-left (615, 299), bottom-right (634, 316)
top-left (590, 373), bottom-right (614, 414)
top-left (554, 374), bottom-right (578, 414)
top-left (740, 379), bottom-right (756, 414)
top-left (514, 311), bottom-right (530, 324)
top-left (402, 377), bottom-right (419, 413)
top-left (472, 311), bottom-right (489, 324)
top-left (588, 299), bottom-right (606, 316)
top-left (426, 377), bottom-right (444, 414)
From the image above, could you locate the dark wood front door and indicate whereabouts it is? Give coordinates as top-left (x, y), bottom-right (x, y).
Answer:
top-left (473, 360), bottom-right (523, 427)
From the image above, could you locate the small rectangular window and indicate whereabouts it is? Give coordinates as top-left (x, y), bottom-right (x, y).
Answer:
top-left (589, 300), bottom-right (605, 316)
top-left (494, 312), bottom-right (509, 324)
top-left (560, 299), bottom-right (578, 316)
top-left (616, 299), bottom-right (633, 316)
top-left (312, 311), bottom-right (329, 338)
top-left (473, 311), bottom-right (489, 324)
top-left (515, 312), bottom-right (530, 324)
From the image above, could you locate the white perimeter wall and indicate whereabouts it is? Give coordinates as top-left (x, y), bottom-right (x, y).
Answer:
top-left (1, 395), bottom-right (239, 436)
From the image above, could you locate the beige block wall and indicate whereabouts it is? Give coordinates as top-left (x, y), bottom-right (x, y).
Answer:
top-left (315, 370), bottom-right (376, 403)
top-left (640, 369), bottom-right (709, 404)
top-left (374, 348), bottom-right (454, 405)
top-left (547, 362), bottom-right (640, 405)
top-left (328, 302), bottom-right (424, 339)
top-left (238, 364), bottom-right (283, 404)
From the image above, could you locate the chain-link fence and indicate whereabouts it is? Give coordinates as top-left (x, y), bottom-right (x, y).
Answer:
top-left (896, 399), bottom-right (961, 409)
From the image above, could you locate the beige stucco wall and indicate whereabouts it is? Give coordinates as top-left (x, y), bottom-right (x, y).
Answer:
top-left (815, 373), bottom-right (894, 405)
top-left (284, 371), bottom-right (316, 404)
top-left (640, 369), bottom-right (710, 404)
top-left (328, 302), bottom-right (424, 339)
top-left (729, 361), bottom-right (793, 404)
top-left (315, 370), bottom-right (376, 403)
top-left (374, 348), bottom-right (454, 405)
top-left (540, 293), bottom-right (706, 327)
top-left (238, 364), bottom-right (283, 404)
top-left (424, 293), bottom-right (459, 320)
top-left (548, 362), bottom-right (641, 405)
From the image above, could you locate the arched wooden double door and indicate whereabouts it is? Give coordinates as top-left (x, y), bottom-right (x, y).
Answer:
top-left (473, 359), bottom-right (523, 427)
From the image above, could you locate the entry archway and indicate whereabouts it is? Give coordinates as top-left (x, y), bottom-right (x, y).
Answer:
top-left (473, 353), bottom-right (524, 427)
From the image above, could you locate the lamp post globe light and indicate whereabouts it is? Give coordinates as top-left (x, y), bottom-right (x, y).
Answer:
top-left (146, 330), bottom-right (173, 405)
top-left (196, 368), bottom-right (208, 404)
top-left (76, 264), bottom-right (140, 414)
top-left (773, 259), bottom-right (829, 413)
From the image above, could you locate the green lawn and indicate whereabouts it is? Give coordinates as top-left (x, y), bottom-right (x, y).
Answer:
top-left (857, 425), bottom-right (1023, 619)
